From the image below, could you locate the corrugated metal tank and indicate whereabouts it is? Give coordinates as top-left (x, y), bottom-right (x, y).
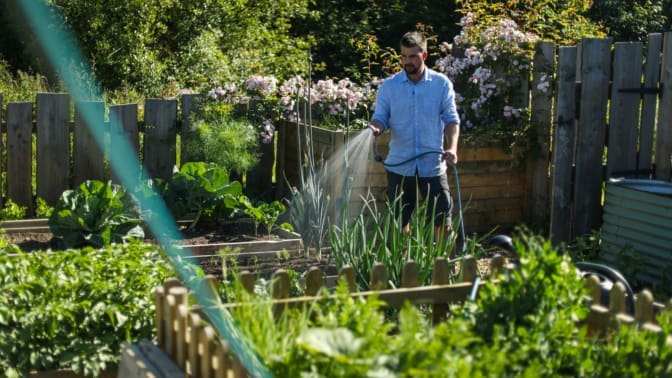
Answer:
top-left (601, 178), bottom-right (672, 287)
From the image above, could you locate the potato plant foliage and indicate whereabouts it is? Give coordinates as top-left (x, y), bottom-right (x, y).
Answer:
top-left (0, 241), bottom-right (174, 376)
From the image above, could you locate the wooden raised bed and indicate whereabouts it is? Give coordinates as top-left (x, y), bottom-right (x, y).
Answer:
top-left (276, 123), bottom-right (532, 234)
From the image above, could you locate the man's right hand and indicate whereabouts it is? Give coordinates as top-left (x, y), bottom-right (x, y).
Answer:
top-left (368, 123), bottom-right (382, 137)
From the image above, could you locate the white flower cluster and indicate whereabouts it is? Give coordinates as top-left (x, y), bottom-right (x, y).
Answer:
top-left (435, 12), bottom-right (540, 132)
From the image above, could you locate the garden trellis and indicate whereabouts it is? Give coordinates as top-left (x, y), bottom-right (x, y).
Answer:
top-left (0, 33), bottom-right (670, 243)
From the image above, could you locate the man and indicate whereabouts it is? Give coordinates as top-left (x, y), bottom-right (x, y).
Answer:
top-left (368, 31), bottom-right (460, 241)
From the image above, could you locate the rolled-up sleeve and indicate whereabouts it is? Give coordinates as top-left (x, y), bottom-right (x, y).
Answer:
top-left (440, 80), bottom-right (460, 126)
top-left (371, 81), bottom-right (391, 131)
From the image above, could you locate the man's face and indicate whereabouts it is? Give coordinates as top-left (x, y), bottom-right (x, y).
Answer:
top-left (400, 45), bottom-right (426, 76)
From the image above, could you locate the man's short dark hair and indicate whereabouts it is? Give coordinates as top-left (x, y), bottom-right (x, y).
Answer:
top-left (401, 31), bottom-right (427, 53)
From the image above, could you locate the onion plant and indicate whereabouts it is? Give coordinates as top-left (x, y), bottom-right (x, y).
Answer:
top-left (329, 189), bottom-right (481, 291)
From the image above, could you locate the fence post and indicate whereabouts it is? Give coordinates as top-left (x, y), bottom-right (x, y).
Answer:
top-left (143, 98), bottom-right (177, 180)
top-left (572, 38), bottom-right (612, 238)
top-left (638, 33), bottom-right (663, 172)
top-left (530, 41), bottom-right (555, 230)
top-left (338, 265), bottom-right (357, 292)
top-left (7, 102), bottom-right (34, 211)
top-left (550, 46), bottom-right (578, 244)
top-left (370, 262), bottom-right (388, 291)
top-left (109, 104), bottom-right (140, 184)
top-left (655, 31), bottom-right (672, 180)
top-left (431, 258), bottom-right (451, 325)
top-left (36, 93), bottom-right (71, 205)
top-left (606, 42), bottom-right (644, 178)
top-left (305, 266), bottom-right (324, 296)
top-left (73, 101), bottom-right (106, 186)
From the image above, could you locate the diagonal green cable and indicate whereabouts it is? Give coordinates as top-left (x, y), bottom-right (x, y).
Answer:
top-left (14, 1), bottom-right (271, 376)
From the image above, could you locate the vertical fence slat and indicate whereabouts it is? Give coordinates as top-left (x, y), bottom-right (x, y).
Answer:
top-left (0, 93), bottom-right (3, 208)
top-left (550, 46), bottom-right (578, 244)
top-left (109, 104), bottom-right (140, 184)
top-left (7, 102), bottom-right (34, 210)
top-left (530, 42), bottom-right (555, 228)
top-left (638, 33), bottom-right (663, 172)
top-left (606, 42), bottom-right (643, 178)
top-left (144, 98), bottom-right (177, 180)
top-left (180, 93), bottom-right (201, 165)
top-left (401, 261), bottom-right (419, 288)
top-left (431, 258), bottom-right (450, 325)
top-left (655, 32), bottom-right (672, 180)
top-left (36, 93), bottom-right (70, 205)
top-left (73, 101), bottom-right (106, 186)
top-left (305, 266), bottom-right (324, 296)
top-left (572, 38), bottom-right (612, 238)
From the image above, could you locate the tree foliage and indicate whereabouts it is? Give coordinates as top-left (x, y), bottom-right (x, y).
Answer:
top-left (455, 0), bottom-right (605, 44)
top-left (0, 0), bottom-right (670, 97)
top-left (586, 0), bottom-right (671, 41)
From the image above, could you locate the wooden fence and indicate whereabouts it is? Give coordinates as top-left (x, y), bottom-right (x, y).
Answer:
top-left (549, 32), bottom-right (672, 243)
top-left (0, 32), bottom-right (670, 242)
top-left (122, 258), bottom-right (672, 377)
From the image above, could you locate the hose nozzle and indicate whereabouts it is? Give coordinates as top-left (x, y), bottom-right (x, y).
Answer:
top-left (374, 154), bottom-right (383, 162)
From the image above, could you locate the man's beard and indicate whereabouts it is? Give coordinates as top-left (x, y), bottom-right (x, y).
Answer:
top-left (404, 64), bottom-right (419, 75)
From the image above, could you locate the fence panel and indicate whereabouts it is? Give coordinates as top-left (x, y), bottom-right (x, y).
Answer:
top-left (179, 93), bottom-right (201, 165)
top-left (606, 42), bottom-right (643, 178)
top-left (109, 104), bottom-right (140, 184)
top-left (530, 41), bottom-right (555, 227)
top-left (638, 33), bottom-right (663, 172)
top-left (550, 46), bottom-right (578, 244)
top-left (572, 38), bottom-right (612, 237)
top-left (655, 32), bottom-right (672, 180)
top-left (7, 102), bottom-right (33, 210)
top-left (143, 98), bottom-right (177, 180)
top-left (36, 93), bottom-right (70, 205)
top-left (73, 101), bottom-right (105, 186)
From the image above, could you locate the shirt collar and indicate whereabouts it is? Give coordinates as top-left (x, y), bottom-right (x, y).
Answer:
top-left (402, 67), bottom-right (431, 83)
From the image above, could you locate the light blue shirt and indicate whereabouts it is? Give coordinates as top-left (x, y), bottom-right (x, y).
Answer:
top-left (371, 68), bottom-right (460, 177)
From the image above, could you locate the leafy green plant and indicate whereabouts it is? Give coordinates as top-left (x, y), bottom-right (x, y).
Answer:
top-left (215, 231), bottom-right (672, 376)
top-left (48, 180), bottom-right (145, 249)
top-left (155, 162), bottom-right (243, 229)
top-left (182, 104), bottom-right (261, 175)
top-left (0, 241), bottom-right (174, 377)
top-left (0, 199), bottom-right (27, 220)
top-left (234, 196), bottom-right (287, 236)
top-left (35, 197), bottom-right (54, 218)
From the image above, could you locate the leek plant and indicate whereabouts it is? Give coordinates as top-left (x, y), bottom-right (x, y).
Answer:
top-left (329, 190), bottom-right (483, 291)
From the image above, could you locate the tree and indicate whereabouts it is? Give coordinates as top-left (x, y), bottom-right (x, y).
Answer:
top-left (586, 0), bottom-right (670, 41)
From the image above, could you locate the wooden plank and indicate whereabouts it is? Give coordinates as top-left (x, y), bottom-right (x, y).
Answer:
top-left (144, 99), bottom-right (178, 180)
top-left (7, 102), bottom-right (34, 210)
top-left (572, 38), bottom-right (612, 238)
top-left (530, 41), bottom-right (555, 228)
top-left (0, 93), bottom-right (3, 208)
top-left (180, 93), bottom-right (202, 165)
top-left (606, 42), bottom-right (643, 178)
top-left (36, 93), bottom-right (71, 205)
top-left (73, 101), bottom-right (106, 186)
top-left (245, 134), bottom-right (276, 201)
top-left (109, 104), bottom-right (140, 184)
top-left (655, 32), bottom-right (672, 180)
top-left (550, 46), bottom-right (578, 244)
top-left (638, 33), bottom-right (663, 172)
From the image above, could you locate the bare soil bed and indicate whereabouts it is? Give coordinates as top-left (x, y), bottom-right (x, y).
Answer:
top-left (2, 223), bottom-right (334, 279)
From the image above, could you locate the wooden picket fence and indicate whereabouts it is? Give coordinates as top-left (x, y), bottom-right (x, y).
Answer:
top-left (120, 257), bottom-right (672, 377)
top-left (0, 33), bottom-right (670, 243)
